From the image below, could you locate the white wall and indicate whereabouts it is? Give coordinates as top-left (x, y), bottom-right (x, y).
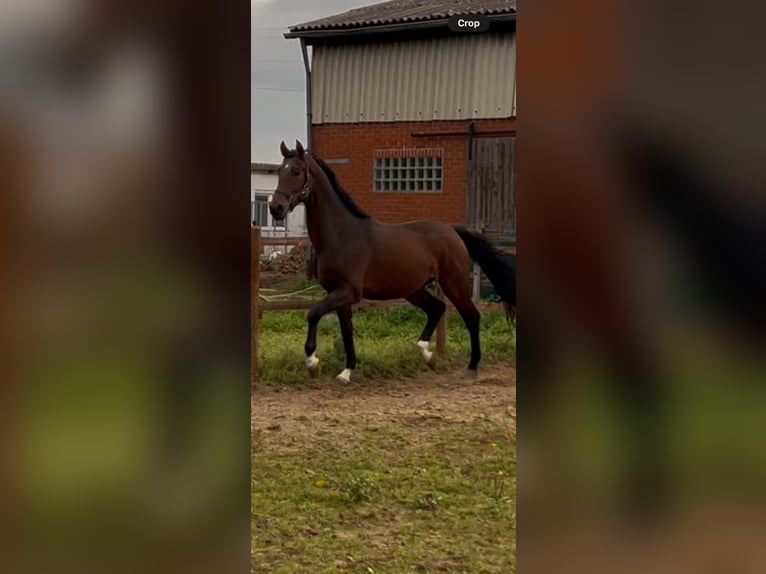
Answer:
top-left (251, 171), bottom-right (306, 236)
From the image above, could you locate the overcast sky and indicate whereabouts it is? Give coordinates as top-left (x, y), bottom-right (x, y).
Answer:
top-left (251, 0), bottom-right (372, 162)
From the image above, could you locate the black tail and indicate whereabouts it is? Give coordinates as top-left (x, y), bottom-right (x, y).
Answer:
top-left (453, 226), bottom-right (516, 322)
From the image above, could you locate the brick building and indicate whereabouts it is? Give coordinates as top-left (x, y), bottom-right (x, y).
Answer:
top-left (286, 0), bottom-right (516, 232)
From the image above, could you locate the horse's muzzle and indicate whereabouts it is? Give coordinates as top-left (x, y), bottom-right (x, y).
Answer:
top-left (269, 199), bottom-right (287, 220)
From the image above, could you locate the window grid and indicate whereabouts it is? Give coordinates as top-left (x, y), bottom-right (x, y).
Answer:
top-left (374, 155), bottom-right (443, 192)
top-left (252, 195), bottom-right (269, 227)
top-left (251, 195), bottom-right (287, 228)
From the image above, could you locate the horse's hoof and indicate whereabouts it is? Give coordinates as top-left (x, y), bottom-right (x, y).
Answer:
top-left (464, 368), bottom-right (479, 379)
top-left (336, 369), bottom-right (352, 384)
top-left (306, 354), bottom-right (320, 378)
top-left (417, 341), bottom-right (435, 368)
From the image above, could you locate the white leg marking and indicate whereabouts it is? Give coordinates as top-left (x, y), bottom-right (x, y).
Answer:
top-left (336, 368), bottom-right (352, 384)
top-left (306, 353), bottom-right (319, 369)
top-left (417, 340), bottom-right (433, 363)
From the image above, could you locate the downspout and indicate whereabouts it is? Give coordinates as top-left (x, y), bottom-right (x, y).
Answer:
top-left (467, 120), bottom-right (476, 160)
top-left (299, 37), bottom-right (315, 278)
top-left (300, 38), bottom-right (312, 149)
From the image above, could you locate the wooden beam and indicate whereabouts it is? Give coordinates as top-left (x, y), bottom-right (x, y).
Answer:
top-left (435, 285), bottom-right (447, 356)
top-left (259, 298), bottom-right (507, 313)
top-left (251, 227), bottom-right (261, 383)
top-left (261, 298), bottom-right (410, 311)
top-left (259, 235), bottom-right (309, 247)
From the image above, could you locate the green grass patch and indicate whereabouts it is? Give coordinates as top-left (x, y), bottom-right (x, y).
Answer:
top-left (252, 412), bottom-right (516, 573)
top-left (258, 306), bottom-right (515, 384)
top-left (285, 277), bottom-right (319, 292)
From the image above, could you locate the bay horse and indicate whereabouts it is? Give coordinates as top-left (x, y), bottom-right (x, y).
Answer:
top-left (268, 140), bottom-right (515, 383)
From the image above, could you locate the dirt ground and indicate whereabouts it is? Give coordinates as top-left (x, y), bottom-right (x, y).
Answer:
top-left (252, 363), bottom-right (516, 573)
top-left (251, 362), bottom-right (516, 438)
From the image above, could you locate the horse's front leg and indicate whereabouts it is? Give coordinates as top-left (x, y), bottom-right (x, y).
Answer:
top-left (304, 287), bottom-right (358, 379)
top-left (335, 304), bottom-right (356, 383)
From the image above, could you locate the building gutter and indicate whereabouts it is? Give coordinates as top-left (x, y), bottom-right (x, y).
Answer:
top-left (411, 128), bottom-right (516, 138)
top-left (467, 121), bottom-right (476, 160)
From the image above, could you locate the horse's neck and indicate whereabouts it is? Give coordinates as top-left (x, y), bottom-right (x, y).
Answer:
top-left (305, 164), bottom-right (365, 253)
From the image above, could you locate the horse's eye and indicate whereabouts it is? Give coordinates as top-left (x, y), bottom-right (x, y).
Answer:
top-left (292, 169), bottom-right (300, 176)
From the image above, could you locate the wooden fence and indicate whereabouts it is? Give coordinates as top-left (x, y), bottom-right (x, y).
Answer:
top-left (251, 226), bottom-right (505, 380)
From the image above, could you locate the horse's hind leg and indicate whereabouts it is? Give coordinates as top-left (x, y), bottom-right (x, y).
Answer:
top-left (439, 276), bottom-right (481, 375)
top-left (406, 285), bottom-right (446, 369)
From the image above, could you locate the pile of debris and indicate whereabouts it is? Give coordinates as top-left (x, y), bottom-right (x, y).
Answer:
top-left (260, 244), bottom-right (309, 277)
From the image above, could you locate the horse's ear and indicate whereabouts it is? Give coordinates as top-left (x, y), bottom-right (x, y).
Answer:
top-left (280, 140), bottom-right (289, 157)
top-left (295, 140), bottom-right (305, 158)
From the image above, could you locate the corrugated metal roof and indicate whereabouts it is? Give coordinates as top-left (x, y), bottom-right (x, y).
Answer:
top-left (289, 0), bottom-right (516, 33)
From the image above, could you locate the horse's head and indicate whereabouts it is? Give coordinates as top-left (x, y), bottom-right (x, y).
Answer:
top-left (270, 140), bottom-right (311, 220)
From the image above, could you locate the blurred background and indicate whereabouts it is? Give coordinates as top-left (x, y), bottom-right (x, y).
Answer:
top-left (519, 0), bottom-right (766, 572)
top-left (0, 0), bottom-right (250, 572)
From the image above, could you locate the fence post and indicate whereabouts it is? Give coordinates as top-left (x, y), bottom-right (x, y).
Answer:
top-left (305, 244), bottom-right (314, 280)
top-left (251, 226), bottom-right (261, 383)
top-left (435, 286), bottom-right (446, 356)
top-left (472, 263), bottom-right (481, 302)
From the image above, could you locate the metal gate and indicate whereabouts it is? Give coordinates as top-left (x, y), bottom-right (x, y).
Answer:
top-left (466, 136), bottom-right (516, 233)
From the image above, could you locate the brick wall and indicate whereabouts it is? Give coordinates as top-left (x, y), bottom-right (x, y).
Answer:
top-left (311, 117), bottom-right (516, 224)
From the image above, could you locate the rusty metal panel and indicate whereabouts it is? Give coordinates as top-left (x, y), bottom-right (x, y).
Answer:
top-left (311, 32), bottom-right (515, 123)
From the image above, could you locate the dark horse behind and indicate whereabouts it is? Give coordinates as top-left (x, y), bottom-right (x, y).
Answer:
top-left (265, 140), bottom-right (515, 383)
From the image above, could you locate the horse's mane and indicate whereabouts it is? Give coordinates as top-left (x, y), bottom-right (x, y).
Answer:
top-left (309, 154), bottom-right (371, 220)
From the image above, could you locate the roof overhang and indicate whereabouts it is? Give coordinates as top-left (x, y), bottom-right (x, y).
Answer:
top-left (251, 162), bottom-right (280, 174)
top-left (284, 12), bottom-right (515, 41)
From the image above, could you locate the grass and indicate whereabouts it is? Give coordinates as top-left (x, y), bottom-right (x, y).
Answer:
top-left (284, 277), bottom-right (318, 292)
top-left (260, 278), bottom-right (325, 301)
top-left (251, 410), bottom-right (516, 573)
top-left (253, 281), bottom-right (516, 571)
top-left (257, 306), bottom-right (515, 384)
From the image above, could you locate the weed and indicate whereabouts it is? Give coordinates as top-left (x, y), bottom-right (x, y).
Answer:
top-left (341, 475), bottom-right (377, 503)
top-left (491, 471), bottom-right (507, 501)
top-left (414, 493), bottom-right (441, 510)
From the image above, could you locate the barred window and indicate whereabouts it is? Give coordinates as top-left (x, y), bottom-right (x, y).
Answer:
top-left (374, 155), bottom-right (443, 192)
top-left (252, 194), bottom-right (286, 228)
top-left (252, 195), bottom-right (269, 227)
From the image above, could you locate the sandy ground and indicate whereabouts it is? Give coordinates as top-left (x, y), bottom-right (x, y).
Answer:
top-left (252, 362), bottom-right (516, 439)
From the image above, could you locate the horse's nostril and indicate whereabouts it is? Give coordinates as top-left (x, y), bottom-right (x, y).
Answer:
top-left (270, 202), bottom-right (286, 220)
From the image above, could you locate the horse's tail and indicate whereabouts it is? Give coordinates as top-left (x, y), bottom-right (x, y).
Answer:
top-left (453, 226), bottom-right (516, 322)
